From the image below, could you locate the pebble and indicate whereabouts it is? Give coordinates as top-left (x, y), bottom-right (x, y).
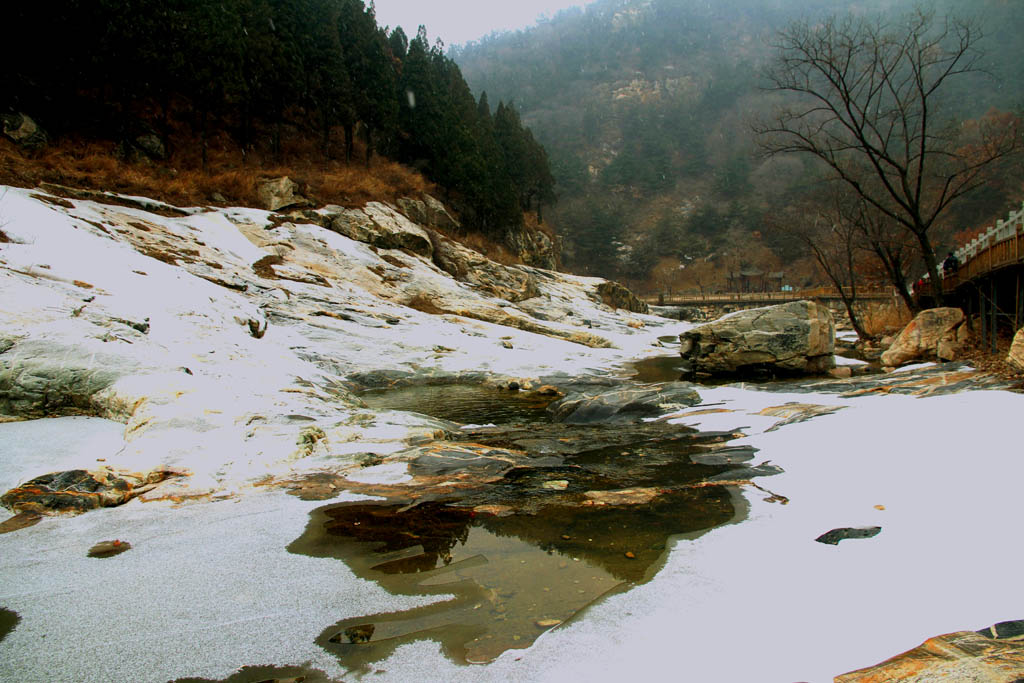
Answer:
top-left (624, 551), bottom-right (636, 559)
top-left (535, 619), bottom-right (562, 628)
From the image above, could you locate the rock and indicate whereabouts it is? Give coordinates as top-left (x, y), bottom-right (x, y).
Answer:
top-left (880, 307), bottom-right (967, 367)
top-left (828, 366), bottom-right (853, 379)
top-left (593, 281), bottom-right (649, 314)
top-left (1007, 328), bottom-right (1024, 372)
top-left (505, 225), bottom-right (560, 270)
top-left (549, 383), bottom-right (701, 424)
top-left (814, 526), bottom-right (881, 545)
top-left (88, 539), bottom-right (132, 558)
top-left (836, 622), bottom-right (1024, 681)
top-left (541, 479), bottom-right (569, 490)
top-left (1, 112), bottom-right (47, 151)
top-left (257, 177), bottom-right (307, 211)
top-left (429, 229), bottom-right (540, 302)
top-left (396, 195), bottom-right (460, 232)
top-left (535, 618), bottom-right (562, 628)
top-left (679, 300), bottom-right (835, 376)
top-left (325, 203), bottom-right (433, 257)
top-left (1, 467), bottom-right (180, 515)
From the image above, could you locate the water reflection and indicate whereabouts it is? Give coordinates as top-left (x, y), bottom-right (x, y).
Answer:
top-left (360, 384), bottom-right (557, 425)
top-left (290, 484), bottom-right (739, 668)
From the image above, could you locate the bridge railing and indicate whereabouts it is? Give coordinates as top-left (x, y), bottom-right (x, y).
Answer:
top-left (644, 287), bottom-right (894, 305)
top-left (939, 201), bottom-right (1024, 290)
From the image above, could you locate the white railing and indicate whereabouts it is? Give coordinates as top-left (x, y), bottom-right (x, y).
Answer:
top-left (956, 200), bottom-right (1024, 265)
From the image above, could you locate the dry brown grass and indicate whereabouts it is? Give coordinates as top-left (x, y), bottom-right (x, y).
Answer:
top-left (0, 133), bottom-right (436, 211)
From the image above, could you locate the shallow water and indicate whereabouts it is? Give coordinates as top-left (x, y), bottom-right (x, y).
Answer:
top-left (292, 487), bottom-right (740, 668)
top-left (360, 384), bottom-right (557, 425)
top-left (294, 380), bottom-right (755, 669)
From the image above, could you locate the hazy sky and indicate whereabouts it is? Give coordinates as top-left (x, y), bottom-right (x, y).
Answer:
top-left (372, 0), bottom-right (587, 46)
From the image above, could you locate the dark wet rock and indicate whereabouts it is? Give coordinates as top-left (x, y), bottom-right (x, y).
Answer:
top-left (0, 511), bottom-right (42, 534)
top-left (679, 300), bottom-right (834, 377)
top-left (708, 463), bottom-right (783, 481)
top-left (337, 624), bottom-right (376, 644)
top-left (1, 467), bottom-right (181, 515)
top-left (881, 307), bottom-right (969, 366)
top-left (0, 608), bottom-right (19, 645)
top-left (593, 281), bottom-right (649, 314)
top-left (689, 447), bottom-right (757, 466)
top-left (88, 539), bottom-right (132, 558)
top-left (2, 112), bottom-right (47, 150)
top-left (0, 337), bottom-right (143, 418)
top-left (814, 527), bottom-right (882, 545)
top-left (548, 382), bottom-right (701, 424)
top-left (977, 620), bottom-right (1024, 640)
top-left (837, 621), bottom-right (1024, 681)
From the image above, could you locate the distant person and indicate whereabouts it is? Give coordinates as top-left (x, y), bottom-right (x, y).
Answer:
top-left (942, 251), bottom-right (959, 276)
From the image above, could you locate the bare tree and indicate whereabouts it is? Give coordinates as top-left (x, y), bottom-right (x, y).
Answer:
top-left (756, 9), bottom-right (1020, 305)
top-left (842, 194), bottom-right (920, 314)
top-left (773, 195), bottom-right (870, 339)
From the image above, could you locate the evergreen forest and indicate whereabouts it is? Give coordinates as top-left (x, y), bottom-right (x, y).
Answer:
top-left (2, 0), bottom-right (555, 240)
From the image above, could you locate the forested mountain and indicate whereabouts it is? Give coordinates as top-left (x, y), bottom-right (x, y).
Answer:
top-left (455, 0), bottom-right (1024, 291)
top-left (2, 0), bottom-right (554, 241)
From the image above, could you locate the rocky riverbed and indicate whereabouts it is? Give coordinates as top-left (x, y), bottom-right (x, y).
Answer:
top-left (1, 186), bottom-right (1022, 682)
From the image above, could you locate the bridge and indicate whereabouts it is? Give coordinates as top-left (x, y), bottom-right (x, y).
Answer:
top-left (926, 201), bottom-right (1024, 351)
top-left (641, 287), bottom-right (894, 308)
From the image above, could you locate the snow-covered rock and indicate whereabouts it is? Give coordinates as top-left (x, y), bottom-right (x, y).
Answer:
top-left (0, 185), bottom-right (678, 504)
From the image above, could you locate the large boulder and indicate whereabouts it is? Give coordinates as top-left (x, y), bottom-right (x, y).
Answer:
top-left (1007, 327), bottom-right (1024, 372)
top-left (679, 300), bottom-right (835, 376)
top-left (325, 203), bottom-right (433, 257)
top-left (1, 467), bottom-right (180, 515)
top-left (257, 176), bottom-right (307, 211)
top-left (396, 195), bottom-right (460, 232)
top-left (593, 280), bottom-right (649, 314)
top-left (429, 230), bottom-right (540, 302)
top-left (880, 307), bottom-right (968, 367)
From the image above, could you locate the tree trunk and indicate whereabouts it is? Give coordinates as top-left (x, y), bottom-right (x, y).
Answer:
top-left (915, 229), bottom-right (944, 307)
top-left (343, 121), bottom-right (354, 164)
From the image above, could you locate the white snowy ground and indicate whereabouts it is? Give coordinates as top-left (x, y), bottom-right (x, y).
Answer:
top-left (2, 386), bottom-right (1022, 682)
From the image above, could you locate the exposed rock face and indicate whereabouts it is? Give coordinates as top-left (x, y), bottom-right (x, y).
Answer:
top-left (836, 621), bottom-right (1024, 682)
top-left (257, 176), bottom-right (307, 211)
top-left (324, 202), bottom-right (433, 257)
top-left (549, 383), bottom-right (701, 423)
top-left (881, 307), bottom-right (969, 367)
top-left (679, 300), bottom-right (835, 376)
top-left (396, 195), bottom-right (460, 232)
top-left (594, 280), bottom-right (649, 314)
top-left (1007, 327), bottom-right (1024, 372)
top-left (1, 112), bottom-right (47, 151)
top-left (505, 224), bottom-right (559, 270)
top-left (1, 467), bottom-right (180, 515)
top-left (429, 229), bottom-right (539, 302)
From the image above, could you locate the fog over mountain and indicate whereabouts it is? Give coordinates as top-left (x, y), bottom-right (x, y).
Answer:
top-left (454, 0), bottom-right (1024, 291)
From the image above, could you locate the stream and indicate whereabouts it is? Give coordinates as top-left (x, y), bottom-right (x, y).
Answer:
top-left (289, 357), bottom-right (765, 670)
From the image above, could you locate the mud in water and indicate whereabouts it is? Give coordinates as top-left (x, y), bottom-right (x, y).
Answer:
top-left (360, 384), bottom-right (557, 425)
